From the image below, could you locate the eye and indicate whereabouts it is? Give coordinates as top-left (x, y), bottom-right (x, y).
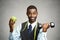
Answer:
top-left (27, 11), bottom-right (31, 15)
top-left (33, 12), bottom-right (37, 14)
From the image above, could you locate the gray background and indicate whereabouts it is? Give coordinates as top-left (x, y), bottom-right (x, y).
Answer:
top-left (0, 0), bottom-right (60, 40)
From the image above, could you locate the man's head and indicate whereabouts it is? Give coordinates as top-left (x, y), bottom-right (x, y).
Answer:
top-left (26, 5), bottom-right (38, 23)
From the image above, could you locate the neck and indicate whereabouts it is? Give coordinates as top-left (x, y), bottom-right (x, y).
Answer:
top-left (29, 20), bottom-right (36, 24)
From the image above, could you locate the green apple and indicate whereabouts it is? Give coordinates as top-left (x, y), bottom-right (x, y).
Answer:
top-left (10, 16), bottom-right (17, 22)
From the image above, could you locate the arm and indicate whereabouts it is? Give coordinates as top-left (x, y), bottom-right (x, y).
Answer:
top-left (9, 24), bottom-right (21, 40)
top-left (9, 17), bottom-right (21, 40)
top-left (37, 23), bottom-right (49, 40)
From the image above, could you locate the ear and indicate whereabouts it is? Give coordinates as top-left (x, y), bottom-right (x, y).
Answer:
top-left (26, 12), bottom-right (27, 15)
top-left (26, 12), bottom-right (28, 16)
top-left (37, 11), bottom-right (38, 16)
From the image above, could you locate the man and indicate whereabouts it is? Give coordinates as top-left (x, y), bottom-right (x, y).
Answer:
top-left (9, 5), bottom-right (49, 40)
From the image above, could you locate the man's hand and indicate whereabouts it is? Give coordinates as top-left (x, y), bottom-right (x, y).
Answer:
top-left (9, 16), bottom-right (17, 32)
top-left (42, 23), bottom-right (49, 32)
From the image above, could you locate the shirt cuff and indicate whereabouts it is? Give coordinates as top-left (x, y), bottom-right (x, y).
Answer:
top-left (40, 28), bottom-right (47, 36)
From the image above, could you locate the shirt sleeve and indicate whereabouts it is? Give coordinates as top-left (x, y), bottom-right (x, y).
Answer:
top-left (37, 28), bottom-right (47, 40)
top-left (9, 23), bottom-right (22, 40)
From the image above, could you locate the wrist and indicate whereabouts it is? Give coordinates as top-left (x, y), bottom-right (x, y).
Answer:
top-left (10, 29), bottom-right (13, 32)
top-left (43, 28), bottom-right (47, 32)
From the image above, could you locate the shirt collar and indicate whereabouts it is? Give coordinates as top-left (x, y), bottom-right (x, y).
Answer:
top-left (27, 20), bottom-right (37, 30)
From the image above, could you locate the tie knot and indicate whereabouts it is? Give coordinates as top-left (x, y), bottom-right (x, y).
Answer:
top-left (29, 25), bottom-right (32, 30)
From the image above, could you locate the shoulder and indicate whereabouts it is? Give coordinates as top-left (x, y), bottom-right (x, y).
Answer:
top-left (22, 21), bottom-right (27, 25)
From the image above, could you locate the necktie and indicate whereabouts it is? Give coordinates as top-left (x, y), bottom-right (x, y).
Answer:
top-left (28, 25), bottom-right (32, 34)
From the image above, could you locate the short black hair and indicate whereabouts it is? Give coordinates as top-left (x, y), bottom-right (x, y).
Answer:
top-left (27, 5), bottom-right (37, 14)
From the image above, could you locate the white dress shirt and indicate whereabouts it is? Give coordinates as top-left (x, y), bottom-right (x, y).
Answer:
top-left (9, 21), bottom-right (47, 40)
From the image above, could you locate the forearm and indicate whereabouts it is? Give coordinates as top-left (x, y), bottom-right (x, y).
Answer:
top-left (9, 31), bottom-right (21, 40)
top-left (37, 28), bottom-right (47, 40)
top-left (9, 24), bottom-right (21, 40)
top-left (9, 32), bottom-right (13, 40)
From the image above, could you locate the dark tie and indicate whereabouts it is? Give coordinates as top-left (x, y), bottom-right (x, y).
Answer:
top-left (28, 25), bottom-right (32, 34)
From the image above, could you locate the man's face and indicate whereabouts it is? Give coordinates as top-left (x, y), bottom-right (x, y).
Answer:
top-left (27, 9), bottom-right (38, 23)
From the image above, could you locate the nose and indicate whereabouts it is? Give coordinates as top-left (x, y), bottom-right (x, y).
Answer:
top-left (30, 13), bottom-right (34, 17)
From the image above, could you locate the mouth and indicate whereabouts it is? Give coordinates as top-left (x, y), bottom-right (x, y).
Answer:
top-left (29, 17), bottom-right (37, 23)
top-left (30, 17), bottom-right (35, 20)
